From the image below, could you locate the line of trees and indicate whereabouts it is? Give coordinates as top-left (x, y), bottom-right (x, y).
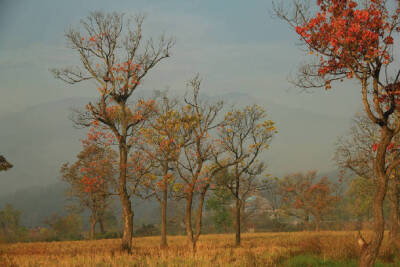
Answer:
top-left (44, 4), bottom-right (400, 266)
top-left (52, 11), bottom-right (276, 252)
top-left (60, 83), bottom-right (276, 251)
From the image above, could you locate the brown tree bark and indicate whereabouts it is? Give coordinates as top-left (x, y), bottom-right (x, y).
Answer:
top-left (161, 179), bottom-right (168, 248)
top-left (99, 218), bottom-right (105, 234)
top-left (185, 187), bottom-right (208, 253)
top-left (359, 129), bottom-right (392, 267)
top-left (90, 217), bottom-right (97, 240)
top-left (119, 142), bottom-right (134, 252)
top-left (193, 189), bottom-right (207, 253)
top-left (185, 191), bottom-right (194, 249)
top-left (234, 177), bottom-right (241, 246)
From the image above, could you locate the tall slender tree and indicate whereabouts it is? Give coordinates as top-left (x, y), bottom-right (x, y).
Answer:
top-left (51, 11), bottom-right (174, 251)
top-left (173, 76), bottom-right (233, 252)
top-left (335, 111), bottom-right (400, 249)
top-left (216, 105), bottom-right (275, 246)
top-left (140, 95), bottom-right (182, 247)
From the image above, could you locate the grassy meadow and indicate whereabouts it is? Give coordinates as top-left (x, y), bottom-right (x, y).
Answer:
top-left (0, 231), bottom-right (399, 266)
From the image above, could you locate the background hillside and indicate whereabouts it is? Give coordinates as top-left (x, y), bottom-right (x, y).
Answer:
top-left (0, 91), bottom-right (350, 227)
top-left (0, 91), bottom-right (350, 196)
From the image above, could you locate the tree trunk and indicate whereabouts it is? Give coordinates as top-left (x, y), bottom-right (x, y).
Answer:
top-left (359, 129), bottom-right (392, 267)
top-left (195, 189), bottom-right (206, 237)
top-left (185, 191), bottom-right (194, 248)
top-left (119, 144), bottom-right (134, 252)
top-left (99, 218), bottom-right (105, 234)
top-left (234, 165), bottom-right (241, 246)
top-left (161, 184), bottom-right (168, 248)
top-left (192, 187), bottom-right (207, 253)
top-left (89, 218), bottom-right (97, 240)
top-left (235, 192), bottom-right (241, 246)
top-left (389, 180), bottom-right (400, 252)
top-left (191, 239), bottom-right (197, 254)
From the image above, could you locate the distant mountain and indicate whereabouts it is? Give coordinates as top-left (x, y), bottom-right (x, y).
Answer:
top-left (0, 91), bottom-right (350, 198)
top-left (0, 181), bottom-right (161, 228)
top-left (0, 97), bottom-right (89, 196)
top-left (0, 182), bottom-right (69, 227)
top-left (0, 170), bottom-right (345, 229)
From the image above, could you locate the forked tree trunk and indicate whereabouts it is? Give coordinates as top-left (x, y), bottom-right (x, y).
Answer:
top-left (119, 143), bottom-right (134, 252)
top-left (161, 182), bottom-right (168, 248)
top-left (193, 188), bottom-right (207, 253)
top-left (359, 129), bottom-right (392, 267)
top-left (185, 187), bottom-right (207, 254)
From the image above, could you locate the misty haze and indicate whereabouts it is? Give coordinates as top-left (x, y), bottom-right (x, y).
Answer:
top-left (1, 1), bottom-right (399, 266)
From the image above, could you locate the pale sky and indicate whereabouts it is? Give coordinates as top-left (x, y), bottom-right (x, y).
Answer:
top-left (0, 0), bottom-right (361, 115)
top-left (0, 0), bottom-right (365, 192)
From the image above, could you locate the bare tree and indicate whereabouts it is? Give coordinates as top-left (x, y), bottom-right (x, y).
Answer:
top-left (51, 11), bottom-right (174, 251)
top-left (335, 113), bottom-right (377, 180)
top-left (215, 104), bottom-right (275, 246)
top-left (335, 111), bottom-right (400, 248)
top-left (173, 75), bottom-right (233, 252)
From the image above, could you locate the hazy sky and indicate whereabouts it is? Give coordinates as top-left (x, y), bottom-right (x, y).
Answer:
top-left (0, 0), bottom-right (361, 114)
top-left (0, 0), bottom-right (364, 181)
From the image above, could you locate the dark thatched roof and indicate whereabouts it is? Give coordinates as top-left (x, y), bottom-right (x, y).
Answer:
top-left (0, 155), bottom-right (12, 171)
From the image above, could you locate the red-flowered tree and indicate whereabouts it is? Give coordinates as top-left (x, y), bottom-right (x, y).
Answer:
top-left (61, 134), bottom-right (118, 239)
top-left (52, 12), bottom-right (173, 251)
top-left (139, 94), bottom-right (182, 247)
top-left (275, 1), bottom-right (400, 265)
top-left (278, 171), bottom-right (340, 231)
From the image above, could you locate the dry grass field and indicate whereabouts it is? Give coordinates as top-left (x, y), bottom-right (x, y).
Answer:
top-left (0, 231), bottom-right (398, 266)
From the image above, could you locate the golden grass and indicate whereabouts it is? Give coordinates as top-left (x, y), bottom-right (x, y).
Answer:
top-left (0, 231), bottom-right (396, 266)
